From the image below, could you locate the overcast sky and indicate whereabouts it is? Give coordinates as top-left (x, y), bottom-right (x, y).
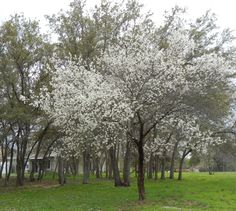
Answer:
top-left (0, 0), bottom-right (236, 33)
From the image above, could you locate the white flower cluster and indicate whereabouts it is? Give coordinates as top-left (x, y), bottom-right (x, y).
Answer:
top-left (34, 27), bottom-right (230, 157)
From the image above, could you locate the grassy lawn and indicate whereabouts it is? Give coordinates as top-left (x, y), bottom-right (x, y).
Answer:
top-left (0, 172), bottom-right (236, 210)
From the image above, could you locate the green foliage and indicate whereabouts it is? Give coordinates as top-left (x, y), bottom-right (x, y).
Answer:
top-left (0, 14), bottom-right (49, 123)
top-left (46, 0), bottom-right (153, 63)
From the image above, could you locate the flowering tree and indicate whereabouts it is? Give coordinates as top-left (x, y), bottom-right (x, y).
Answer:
top-left (36, 28), bottom-right (231, 200)
top-left (101, 27), bottom-right (231, 199)
top-left (34, 1), bottom-right (234, 200)
top-left (168, 116), bottom-right (224, 180)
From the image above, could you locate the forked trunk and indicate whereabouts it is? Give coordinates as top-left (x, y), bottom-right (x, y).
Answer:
top-left (178, 149), bottom-right (191, 180)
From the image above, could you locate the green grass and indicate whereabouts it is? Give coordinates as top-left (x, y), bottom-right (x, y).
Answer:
top-left (0, 172), bottom-right (236, 210)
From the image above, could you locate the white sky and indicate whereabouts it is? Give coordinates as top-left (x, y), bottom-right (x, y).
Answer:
top-left (0, 0), bottom-right (236, 33)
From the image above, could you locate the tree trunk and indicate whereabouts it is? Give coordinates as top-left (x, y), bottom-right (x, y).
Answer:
top-left (105, 152), bottom-right (109, 178)
top-left (147, 154), bottom-right (153, 179)
top-left (16, 126), bottom-right (30, 186)
top-left (108, 157), bottom-right (113, 179)
top-left (91, 159), bottom-right (95, 176)
top-left (83, 150), bottom-right (90, 184)
top-left (178, 150), bottom-right (187, 181)
top-left (137, 141), bottom-right (145, 200)
top-left (16, 162), bottom-right (24, 186)
top-left (123, 141), bottom-right (131, 186)
top-left (75, 157), bottom-right (79, 176)
top-left (53, 160), bottom-right (58, 179)
top-left (99, 156), bottom-right (105, 178)
top-left (6, 142), bottom-right (15, 184)
top-left (109, 146), bottom-right (123, 186)
top-left (4, 149), bottom-right (8, 186)
top-left (178, 149), bottom-right (191, 180)
top-left (29, 160), bottom-right (36, 182)
top-left (0, 159), bottom-right (5, 179)
top-left (154, 155), bottom-right (159, 180)
top-left (70, 156), bottom-right (79, 177)
top-left (29, 143), bottom-right (40, 182)
top-left (16, 151), bottom-right (25, 186)
top-left (178, 156), bottom-right (184, 180)
top-left (0, 143), bottom-right (5, 179)
top-left (58, 156), bottom-right (66, 185)
top-left (208, 166), bottom-right (214, 175)
top-left (38, 159), bottom-right (47, 181)
top-left (169, 141), bottom-right (178, 179)
top-left (161, 157), bottom-right (166, 180)
top-left (95, 157), bottom-right (100, 179)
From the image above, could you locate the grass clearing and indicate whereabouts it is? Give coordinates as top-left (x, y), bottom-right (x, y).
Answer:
top-left (0, 172), bottom-right (236, 210)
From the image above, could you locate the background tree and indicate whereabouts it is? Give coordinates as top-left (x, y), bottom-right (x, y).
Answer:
top-left (0, 14), bottom-right (53, 186)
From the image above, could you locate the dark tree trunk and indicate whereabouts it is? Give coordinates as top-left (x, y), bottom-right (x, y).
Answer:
top-left (99, 156), bottom-right (105, 178)
top-left (178, 149), bottom-right (192, 180)
top-left (0, 143), bottom-right (5, 179)
top-left (6, 142), bottom-right (15, 184)
top-left (160, 157), bottom-right (166, 180)
top-left (53, 160), bottom-right (58, 179)
top-left (30, 160), bottom-right (37, 182)
top-left (109, 146), bottom-right (123, 186)
top-left (135, 112), bottom-right (146, 200)
top-left (65, 160), bottom-right (70, 175)
top-left (70, 156), bottom-right (79, 177)
top-left (123, 141), bottom-right (131, 186)
top-left (154, 155), bottom-right (159, 180)
top-left (76, 157), bottom-right (80, 176)
top-left (169, 141), bottom-right (178, 179)
top-left (137, 140), bottom-right (145, 200)
top-left (16, 126), bottom-right (30, 186)
top-left (28, 143), bottom-right (40, 182)
top-left (178, 149), bottom-right (191, 180)
top-left (16, 134), bottom-right (26, 187)
top-left (105, 152), bottom-right (109, 178)
top-left (208, 167), bottom-right (214, 175)
top-left (29, 124), bottom-right (49, 182)
top-left (95, 157), bottom-right (100, 179)
top-left (4, 141), bottom-right (8, 187)
top-left (147, 154), bottom-right (153, 179)
top-left (108, 157), bottom-right (113, 179)
top-left (58, 156), bottom-right (66, 185)
top-left (90, 159), bottom-right (95, 176)
top-left (83, 150), bottom-right (90, 184)
top-left (16, 155), bottom-right (25, 186)
top-left (0, 159), bottom-right (5, 179)
top-left (178, 156), bottom-right (185, 180)
top-left (38, 159), bottom-right (47, 181)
